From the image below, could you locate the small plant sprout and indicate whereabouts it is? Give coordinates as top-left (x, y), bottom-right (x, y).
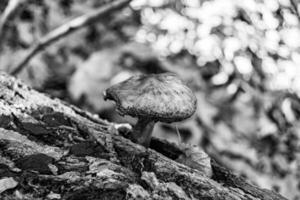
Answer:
top-left (104, 73), bottom-right (197, 147)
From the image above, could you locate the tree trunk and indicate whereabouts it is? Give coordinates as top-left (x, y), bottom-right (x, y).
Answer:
top-left (0, 72), bottom-right (286, 200)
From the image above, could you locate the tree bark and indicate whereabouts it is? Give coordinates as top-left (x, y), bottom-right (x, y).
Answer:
top-left (0, 72), bottom-right (286, 200)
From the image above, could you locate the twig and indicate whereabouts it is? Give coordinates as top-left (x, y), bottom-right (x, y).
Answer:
top-left (290, 0), bottom-right (300, 22)
top-left (10, 0), bottom-right (132, 76)
top-left (0, 0), bottom-right (27, 46)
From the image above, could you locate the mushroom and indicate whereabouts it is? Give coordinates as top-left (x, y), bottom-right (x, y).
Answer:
top-left (104, 73), bottom-right (197, 147)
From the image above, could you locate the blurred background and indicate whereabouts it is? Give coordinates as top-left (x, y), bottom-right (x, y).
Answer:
top-left (0, 0), bottom-right (300, 199)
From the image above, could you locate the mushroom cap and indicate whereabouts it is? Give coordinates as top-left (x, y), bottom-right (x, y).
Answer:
top-left (104, 73), bottom-right (197, 123)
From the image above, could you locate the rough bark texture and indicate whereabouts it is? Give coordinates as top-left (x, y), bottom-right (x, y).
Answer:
top-left (0, 72), bottom-right (286, 200)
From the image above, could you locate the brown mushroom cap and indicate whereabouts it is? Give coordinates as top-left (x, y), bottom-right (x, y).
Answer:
top-left (104, 73), bottom-right (197, 123)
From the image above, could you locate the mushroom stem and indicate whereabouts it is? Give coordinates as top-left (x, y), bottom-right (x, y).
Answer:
top-left (132, 118), bottom-right (155, 147)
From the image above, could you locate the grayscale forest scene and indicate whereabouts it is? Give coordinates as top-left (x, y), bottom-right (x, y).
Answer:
top-left (0, 0), bottom-right (299, 199)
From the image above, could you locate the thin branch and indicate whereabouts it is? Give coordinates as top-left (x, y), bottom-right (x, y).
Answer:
top-left (0, 0), bottom-right (27, 46)
top-left (10, 0), bottom-right (132, 76)
top-left (290, 0), bottom-right (300, 22)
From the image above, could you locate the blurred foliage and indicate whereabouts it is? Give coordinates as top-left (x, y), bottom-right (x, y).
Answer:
top-left (1, 0), bottom-right (300, 199)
